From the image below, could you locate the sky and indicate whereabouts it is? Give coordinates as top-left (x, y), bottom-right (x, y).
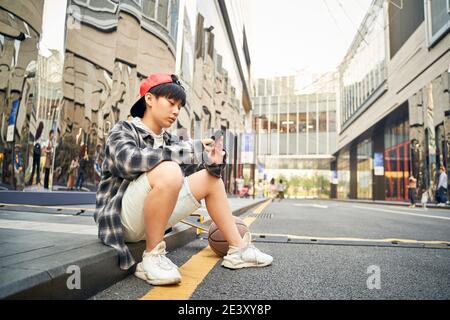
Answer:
top-left (39, 0), bottom-right (67, 58)
top-left (38, 0), bottom-right (373, 80)
top-left (245, 0), bottom-right (373, 78)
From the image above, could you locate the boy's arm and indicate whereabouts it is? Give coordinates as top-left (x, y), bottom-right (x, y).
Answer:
top-left (106, 125), bottom-right (205, 181)
top-left (195, 136), bottom-right (227, 178)
top-left (177, 137), bottom-right (227, 178)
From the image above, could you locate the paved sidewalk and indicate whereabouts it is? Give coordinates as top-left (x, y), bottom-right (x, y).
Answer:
top-left (0, 197), bottom-right (268, 299)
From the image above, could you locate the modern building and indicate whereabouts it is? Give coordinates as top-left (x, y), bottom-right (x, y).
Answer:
top-left (0, 0), bottom-right (253, 194)
top-left (332, 0), bottom-right (450, 202)
top-left (252, 72), bottom-right (338, 198)
top-left (0, 1), bottom-right (44, 190)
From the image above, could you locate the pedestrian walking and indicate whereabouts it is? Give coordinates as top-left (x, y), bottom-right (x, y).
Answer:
top-left (276, 179), bottom-right (285, 202)
top-left (43, 130), bottom-right (54, 189)
top-left (67, 157), bottom-right (79, 190)
top-left (13, 144), bottom-right (24, 190)
top-left (269, 178), bottom-right (276, 199)
top-left (94, 73), bottom-right (272, 285)
top-left (28, 122), bottom-right (44, 186)
top-left (407, 175), bottom-right (417, 208)
top-left (76, 148), bottom-right (89, 191)
top-left (436, 166), bottom-right (448, 206)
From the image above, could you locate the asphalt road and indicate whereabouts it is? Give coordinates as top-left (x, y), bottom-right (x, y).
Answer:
top-left (92, 199), bottom-right (450, 300)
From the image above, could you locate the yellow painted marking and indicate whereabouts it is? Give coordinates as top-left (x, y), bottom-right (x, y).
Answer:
top-left (140, 199), bottom-right (272, 300)
top-left (140, 247), bottom-right (220, 300)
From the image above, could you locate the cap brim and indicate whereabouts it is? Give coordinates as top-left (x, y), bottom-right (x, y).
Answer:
top-left (130, 96), bottom-right (146, 118)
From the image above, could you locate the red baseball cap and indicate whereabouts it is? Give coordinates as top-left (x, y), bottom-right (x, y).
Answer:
top-left (130, 73), bottom-right (177, 118)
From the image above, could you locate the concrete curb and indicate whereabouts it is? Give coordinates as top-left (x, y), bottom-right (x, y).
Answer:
top-left (0, 191), bottom-right (96, 206)
top-left (2, 198), bottom-right (268, 300)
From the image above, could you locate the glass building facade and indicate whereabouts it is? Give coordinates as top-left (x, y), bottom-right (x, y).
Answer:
top-left (333, 0), bottom-right (450, 202)
top-left (252, 73), bottom-right (338, 198)
top-left (340, 0), bottom-right (386, 129)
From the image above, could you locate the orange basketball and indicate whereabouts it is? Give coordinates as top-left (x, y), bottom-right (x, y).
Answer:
top-left (208, 216), bottom-right (250, 257)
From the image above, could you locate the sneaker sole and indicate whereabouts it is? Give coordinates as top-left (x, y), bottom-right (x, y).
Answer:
top-left (135, 265), bottom-right (181, 286)
top-left (221, 260), bottom-right (272, 270)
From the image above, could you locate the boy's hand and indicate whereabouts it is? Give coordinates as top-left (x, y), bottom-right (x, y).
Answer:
top-left (201, 138), bottom-right (214, 150)
top-left (201, 137), bottom-right (225, 165)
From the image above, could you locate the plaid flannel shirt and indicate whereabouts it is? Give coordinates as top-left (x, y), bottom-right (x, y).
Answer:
top-left (94, 118), bottom-right (226, 270)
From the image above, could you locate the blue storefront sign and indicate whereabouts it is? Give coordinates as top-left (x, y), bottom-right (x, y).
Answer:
top-left (7, 100), bottom-right (20, 142)
top-left (374, 152), bottom-right (384, 176)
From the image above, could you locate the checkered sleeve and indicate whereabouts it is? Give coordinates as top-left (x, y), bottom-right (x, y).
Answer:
top-left (106, 122), bottom-right (205, 180)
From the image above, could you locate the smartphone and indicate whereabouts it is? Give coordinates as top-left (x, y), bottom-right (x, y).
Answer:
top-left (210, 129), bottom-right (223, 141)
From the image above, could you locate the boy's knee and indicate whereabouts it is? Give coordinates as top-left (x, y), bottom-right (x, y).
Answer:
top-left (146, 161), bottom-right (183, 191)
top-left (204, 170), bottom-right (224, 189)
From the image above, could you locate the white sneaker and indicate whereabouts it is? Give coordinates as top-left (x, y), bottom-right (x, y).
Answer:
top-left (221, 232), bottom-right (273, 269)
top-left (134, 241), bottom-right (181, 285)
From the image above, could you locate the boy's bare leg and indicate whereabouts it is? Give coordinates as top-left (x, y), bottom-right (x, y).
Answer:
top-left (144, 161), bottom-right (183, 251)
top-left (187, 169), bottom-right (246, 249)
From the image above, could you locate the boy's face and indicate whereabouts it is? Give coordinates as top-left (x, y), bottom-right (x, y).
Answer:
top-left (145, 93), bottom-right (182, 128)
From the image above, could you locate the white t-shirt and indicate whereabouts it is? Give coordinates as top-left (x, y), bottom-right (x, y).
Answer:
top-left (438, 172), bottom-right (448, 189)
top-left (132, 117), bottom-right (165, 148)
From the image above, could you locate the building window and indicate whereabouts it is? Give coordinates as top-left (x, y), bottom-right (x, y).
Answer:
top-left (273, 77), bottom-right (280, 96)
top-left (142, 0), bottom-right (157, 19)
top-left (298, 113), bottom-right (307, 132)
top-left (307, 111), bottom-right (317, 132)
top-left (388, 0), bottom-right (424, 58)
top-left (258, 79), bottom-right (265, 96)
top-left (157, 0), bottom-right (169, 26)
top-left (341, 1), bottom-right (386, 126)
top-left (266, 79), bottom-right (273, 96)
top-left (169, 0), bottom-right (179, 41)
top-left (357, 139), bottom-right (373, 199)
top-left (425, 0), bottom-right (450, 47)
top-left (337, 150), bottom-right (351, 199)
top-left (329, 111), bottom-right (336, 132)
top-left (384, 120), bottom-right (410, 201)
top-left (319, 112), bottom-right (327, 132)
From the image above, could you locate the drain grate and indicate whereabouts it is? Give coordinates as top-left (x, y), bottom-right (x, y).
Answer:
top-left (249, 211), bottom-right (273, 219)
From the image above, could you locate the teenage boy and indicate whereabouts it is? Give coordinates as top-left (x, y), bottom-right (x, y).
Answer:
top-left (94, 73), bottom-right (273, 285)
top-left (437, 166), bottom-right (448, 206)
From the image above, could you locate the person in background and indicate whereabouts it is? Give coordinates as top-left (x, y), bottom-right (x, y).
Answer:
top-left (13, 144), bottom-right (24, 190)
top-left (28, 122), bottom-right (44, 186)
top-left (407, 175), bottom-right (417, 208)
top-left (269, 178), bottom-right (276, 199)
top-left (67, 156), bottom-right (79, 190)
top-left (276, 179), bottom-right (285, 202)
top-left (43, 130), bottom-right (54, 189)
top-left (76, 145), bottom-right (89, 191)
top-left (437, 166), bottom-right (448, 207)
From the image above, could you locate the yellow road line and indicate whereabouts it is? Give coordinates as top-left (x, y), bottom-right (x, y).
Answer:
top-left (140, 199), bottom-right (272, 300)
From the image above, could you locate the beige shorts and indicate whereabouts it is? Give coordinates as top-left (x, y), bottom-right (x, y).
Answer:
top-left (120, 172), bottom-right (202, 242)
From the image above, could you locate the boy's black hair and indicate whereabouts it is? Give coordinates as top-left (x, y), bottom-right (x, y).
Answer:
top-left (149, 75), bottom-right (186, 107)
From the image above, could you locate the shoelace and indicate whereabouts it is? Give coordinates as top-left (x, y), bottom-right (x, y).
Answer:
top-left (241, 244), bottom-right (260, 265)
top-left (146, 251), bottom-right (176, 271)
